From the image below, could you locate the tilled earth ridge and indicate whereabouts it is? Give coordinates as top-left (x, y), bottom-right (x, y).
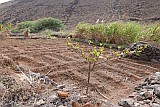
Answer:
top-left (0, 38), bottom-right (159, 105)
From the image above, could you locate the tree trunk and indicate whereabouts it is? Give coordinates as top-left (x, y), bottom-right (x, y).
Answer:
top-left (86, 61), bottom-right (91, 93)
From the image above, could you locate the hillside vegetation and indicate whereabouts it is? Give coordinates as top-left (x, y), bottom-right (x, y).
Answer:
top-left (75, 22), bottom-right (160, 45)
top-left (12, 17), bottom-right (64, 33)
top-left (0, 0), bottom-right (160, 29)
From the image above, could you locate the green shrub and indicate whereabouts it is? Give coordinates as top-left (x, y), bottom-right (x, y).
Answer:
top-left (12, 17), bottom-right (65, 33)
top-left (119, 22), bottom-right (142, 44)
top-left (143, 24), bottom-right (160, 43)
top-left (75, 22), bottom-right (160, 45)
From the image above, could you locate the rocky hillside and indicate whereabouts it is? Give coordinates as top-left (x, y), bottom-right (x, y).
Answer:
top-left (0, 0), bottom-right (160, 29)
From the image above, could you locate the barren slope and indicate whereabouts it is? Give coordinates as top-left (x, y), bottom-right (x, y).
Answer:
top-left (0, 38), bottom-right (159, 104)
top-left (0, 0), bottom-right (160, 29)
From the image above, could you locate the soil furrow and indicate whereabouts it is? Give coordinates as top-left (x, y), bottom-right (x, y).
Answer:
top-left (112, 58), bottom-right (159, 71)
top-left (0, 38), bottom-right (159, 104)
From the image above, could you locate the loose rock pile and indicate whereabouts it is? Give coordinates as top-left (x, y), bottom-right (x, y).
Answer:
top-left (118, 72), bottom-right (160, 107)
top-left (0, 64), bottom-right (112, 107)
top-left (125, 42), bottom-right (160, 62)
top-left (0, 54), bottom-right (113, 107)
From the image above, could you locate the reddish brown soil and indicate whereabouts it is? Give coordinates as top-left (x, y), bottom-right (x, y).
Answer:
top-left (0, 38), bottom-right (159, 104)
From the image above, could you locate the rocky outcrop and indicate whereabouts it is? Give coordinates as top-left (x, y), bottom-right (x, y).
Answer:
top-left (125, 42), bottom-right (160, 63)
top-left (118, 72), bottom-right (160, 107)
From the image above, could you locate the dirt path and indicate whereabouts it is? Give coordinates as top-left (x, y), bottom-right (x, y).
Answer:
top-left (0, 38), bottom-right (159, 104)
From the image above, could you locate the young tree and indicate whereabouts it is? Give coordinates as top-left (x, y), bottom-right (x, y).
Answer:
top-left (67, 38), bottom-right (104, 93)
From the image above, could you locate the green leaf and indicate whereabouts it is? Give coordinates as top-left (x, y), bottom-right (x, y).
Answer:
top-left (82, 52), bottom-right (85, 55)
top-left (85, 55), bottom-right (89, 60)
top-left (74, 46), bottom-right (79, 49)
top-left (106, 55), bottom-right (111, 59)
top-left (112, 51), bottom-right (115, 54)
top-left (100, 43), bottom-right (103, 46)
top-left (89, 58), bottom-right (97, 62)
top-left (135, 52), bottom-right (140, 56)
top-left (100, 47), bottom-right (104, 53)
top-left (67, 42), bottom-right (72, 46)
top-left (90, 52), bottom-right (94, 55)
top-left (123, 49), bottom-right (130, 55)
top-left (93, 47), bottom-right (98, 54)
top-left (138, 46), bottom-right (143, 51)
top-left (118, 46), bottom-right (121, 50)
top-left (144, 44), bottom-right (148, 48)
top-left (96, 52), bottom-right (100, 57)
top-left (80, 48), bottom-right (83, 51)
top-left (88, 40), bottom-right (93, 44)
top-left (116, 53), bottom-right (121, 57)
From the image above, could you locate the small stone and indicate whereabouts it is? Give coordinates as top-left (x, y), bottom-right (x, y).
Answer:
top-left (134, 102), bottom-right (140, 106)
top-left (143, 100), bottom-right (151, 104)
top-left (143, 85), bottom-right (152, 89)
top-left (77, 95), bottom-right (89, 104)
top-left (23, 95), bottom-right (29, 101)
top-left (35, 99), bottom-right (46, 107)
top-left (151, 80), bottom-right (160, 85)
top-left (0, 82), bottom-right (5, 89)
top-left (144, 77), bottom-right (150, 83)
top-left (58, 105), bottom-right (67, 107)
top-left (138, 104), bottom-right (150, 107)
top-left (135, 95), bottom-right (145, 101)
top-left (134, 86), bottom-right (142, 91)
top-left (48, 94), bottom-right (59, 103)
top-left (139, 92), bottom-right (145, 96)
top-left (155, 72), bottom-right (160, 79)
top-left (143, 91), bottom-right (153, 100)
top-left (118, 99), bottom-right (133, 107)
top-left (154, 87), bottom-right (160, 97)
top-left (138, 101), bottom-right (145, 105)
top-left (154, 98), bottom-right (160, 104)
top-left (141, 82), bottom-right (147, 86)
top-left (61, 98), bottom-right (68, 104)
top-left (152, 103), bottom-right (160, 107)
top-left (73, 87), bottom-right (78, 89)
top-left (118, 101), bottom-right (131, 107)
top-left (15, 65), bottom-right (25, 72)
top-left (129, 92), bottom-right (137, 98)
top-left (150, 84), bottom-right (159, 89)
top-left (56, 90), bottom-right (70, 98)
top-left (49, 80), bottom-right (58, 86)
top-left (100, 99), bottom-right (113, 107)
top-left (57, 84), bottom-right (66, 89)
top-left (30, 72), bottom-right (41, 78)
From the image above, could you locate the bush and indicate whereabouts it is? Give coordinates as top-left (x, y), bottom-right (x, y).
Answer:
top-left (75, 22), bottom-right (160, 45)
top-left (143, 24), bottom-right (160, 44)
top-left (12, 17), bottom-right (65, 33)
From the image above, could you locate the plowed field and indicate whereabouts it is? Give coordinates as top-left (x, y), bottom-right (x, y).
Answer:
top-left (0, 38), bottom-right (159, 104)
